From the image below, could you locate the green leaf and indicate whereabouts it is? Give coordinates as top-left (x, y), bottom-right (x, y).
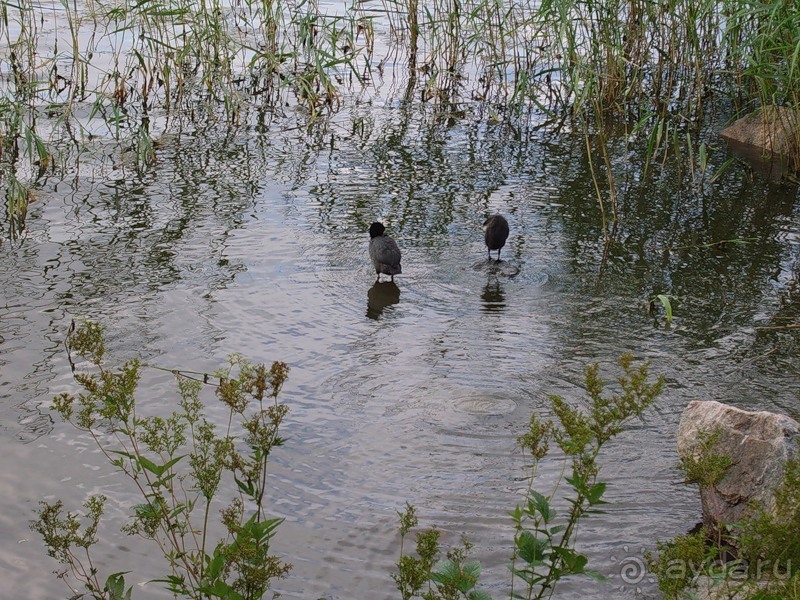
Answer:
top-left (198, 578), bottom-right (245, 599)
top-left (709, 158), bottom-right (735, 183)
top-left (161, 455), bottom-right (185, 471)
top-left (584, 569), bottom-right (607, 582)
top-left (529, 490), bottom-right (555, 522)
top-left (551, 546), bottom-right (588, 574)
top-left (205, 550), bottom-right (227, 579)
top-left (109, 450), bottom-right (138, 460)
top-left (587, 482), bottom-right (607, 505)
top-left (132, 502), bottom-right (159, 519)
top-left (137, 455), bottom-right (164, 477)
top-left (509, 566), bottom-right (546, 585)
top-left (104, 572), bottom-right (132, 600)
top-left (565, 471), bottom-right (590, 497)
top-left (168, 503), bottom-right (188, 519)
top-left (655, 294), bottom-right (673, 324)
top-left (234, 475), bottom-right (255, 497)
top-left (461, 560), bottom-right (482, 587)
top-left (240, 514), bottom-right (284, 545)
top-left (516, 531), bottom-right (550, 565)
top-left (431, 559), bottom-right (462, 586)
top-left (509, 505), bottom-right (524, 524)
top-left (151, 574), bottom-right (189, 594)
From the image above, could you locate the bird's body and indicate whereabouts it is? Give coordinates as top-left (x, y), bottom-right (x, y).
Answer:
top-left (483, 214), bottom-right (509, 260)
top-left (369, 222), bottom-right (402, 282)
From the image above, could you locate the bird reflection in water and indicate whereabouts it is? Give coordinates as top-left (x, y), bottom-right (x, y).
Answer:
top-left (481, 279), bottom-right (506, 313)
top-left (367, 281), bottom-right (401, 320)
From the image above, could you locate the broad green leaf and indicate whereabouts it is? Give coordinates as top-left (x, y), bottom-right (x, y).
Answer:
top-left (587, 481), bottom-right (607, 505)
top-left (529, 490), bottom-right (555, 522)
top-left (104, 572), bottom-right (132, 600)
top-left (137, 455), bottom-right (164, 477)
top-left (234, 475), bottom-right (255, 497)
top-left (552, 546), bottom-right (588, 574)
top-left (516, 530), bottom-right (550, 565)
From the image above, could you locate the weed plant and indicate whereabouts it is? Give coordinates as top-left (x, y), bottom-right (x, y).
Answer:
top-left (35, 323), bottom-right (666, 599)
top-left (33, 320), bottom-right (292, 599)
top-left (394, 353), bottom-right (665, 599)
top-left (650, 427), bottom-right (800, 599)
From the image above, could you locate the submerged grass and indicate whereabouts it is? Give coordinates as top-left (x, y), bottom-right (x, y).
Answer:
top-left (1, 0), bottom-right (798, 236)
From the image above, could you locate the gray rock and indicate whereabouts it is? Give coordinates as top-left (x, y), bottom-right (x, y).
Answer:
top-left (677, 400), bottom-right (800, 528)
top-left (691, 573), bottom-right (771, 600)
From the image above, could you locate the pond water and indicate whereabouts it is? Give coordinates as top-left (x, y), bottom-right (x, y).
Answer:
top-left (1, 101), bottom-right (800, 600)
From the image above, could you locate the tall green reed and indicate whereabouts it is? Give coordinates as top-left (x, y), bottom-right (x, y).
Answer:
top-left (3, 0), bottom-right (799, 238)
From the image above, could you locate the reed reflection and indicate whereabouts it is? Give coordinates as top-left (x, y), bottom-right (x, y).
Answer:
top-left (481, 279), bottom-right (506, 313)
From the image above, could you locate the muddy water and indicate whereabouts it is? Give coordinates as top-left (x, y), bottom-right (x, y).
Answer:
top-left (1, 110), bottom-right (799, 599)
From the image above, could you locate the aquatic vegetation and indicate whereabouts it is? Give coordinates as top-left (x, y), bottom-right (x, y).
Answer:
top-left (650, 294), bottom-right (674, 327)
top-left (1, 0), bottom-right (798, 237)
top-left (394, 354), bottom-right (665, 599)
top-left (0, 0), bottom-right (796, 158)
top-left (33, 320), bottom-right (291, 599)
top-left (650, 431), bottom-right (800, 599)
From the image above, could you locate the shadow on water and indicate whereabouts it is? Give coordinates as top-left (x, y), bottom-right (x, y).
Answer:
top-left (366, 281), bottom-right (401, 320)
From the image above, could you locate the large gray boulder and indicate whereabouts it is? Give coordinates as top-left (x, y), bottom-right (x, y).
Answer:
top-left (677, 400), bottom-right (800, 528)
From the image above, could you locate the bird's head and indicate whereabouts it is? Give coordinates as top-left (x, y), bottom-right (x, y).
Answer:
top-left (369, 222), bottom-right (386, 238)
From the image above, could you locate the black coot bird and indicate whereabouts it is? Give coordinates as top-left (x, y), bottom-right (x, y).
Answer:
top-left (369, 222), bottom-right (402, 282)
top-left (483, 214), bottom-right (509, 261)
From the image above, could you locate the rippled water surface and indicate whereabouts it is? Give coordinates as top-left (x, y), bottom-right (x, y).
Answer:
top-left (2, 106), bottom-right (800, 599)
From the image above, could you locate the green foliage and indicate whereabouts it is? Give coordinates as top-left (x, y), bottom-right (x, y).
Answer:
top-left (736, 457), bottom-right (800, 579)
top-left (679, 428), bottom-right (734, 490)
top-left (3, 0), bottom-right (800, 239)
top-left (508, 353), bottom-right (662, 599)
top-left (651, 294), bottom-right (673, 326)
top-left (394, 354), bottom-right (664, 600)
top-left (393, 509), bottom-right (489, 600)
top-left (34, 319), bottom-right (291, 599)
top-left (652, 441), bottom-right (800, 598)
top-left (646, 528), bottom-right (712, 599)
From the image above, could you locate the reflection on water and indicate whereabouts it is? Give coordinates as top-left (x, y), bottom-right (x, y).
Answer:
top-left (481, 279), bottom-right (506, 313)
top-left (367, 281), bottom-right (401, 320)
top-left (1, 105), bottom-right (799, 600)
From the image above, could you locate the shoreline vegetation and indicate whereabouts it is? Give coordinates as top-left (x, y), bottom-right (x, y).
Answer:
top-left (38, 322), bottom-right (800, 598)
top-left (2, 0), bottom-right (799, 238)
top-left (36, 320), bottom-right (666, 599)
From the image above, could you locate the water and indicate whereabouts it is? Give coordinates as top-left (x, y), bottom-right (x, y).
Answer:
top-left (2, 106), bottom-right (800, 599)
